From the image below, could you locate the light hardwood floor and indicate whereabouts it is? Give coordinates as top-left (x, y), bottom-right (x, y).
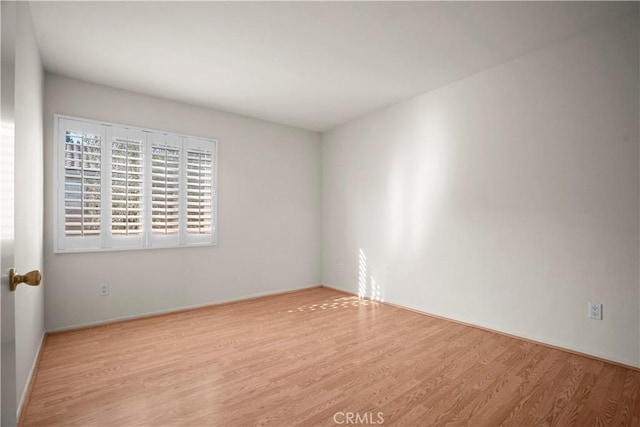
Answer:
top-left (21, 287), bottom-right (640, 426)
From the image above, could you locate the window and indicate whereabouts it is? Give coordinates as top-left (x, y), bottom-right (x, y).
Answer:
top-left (55, 115), bottom-right (217, 252)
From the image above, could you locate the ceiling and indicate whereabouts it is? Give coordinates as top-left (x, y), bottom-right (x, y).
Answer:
top-left (29, 1), bottom-right (637, 132)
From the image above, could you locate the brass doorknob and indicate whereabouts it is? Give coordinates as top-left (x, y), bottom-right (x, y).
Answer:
top-left (9, 268), bottom-right (41, 291)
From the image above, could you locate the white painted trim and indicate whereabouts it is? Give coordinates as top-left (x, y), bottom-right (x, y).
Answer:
top-left (54, 113), bottom-right (218, 143)
top-left (46, 284), bottom-right (321, 333)
top-left (16, 332), bottom-right (45, 419)
top-left (321, 283), bottom-right (640, 369)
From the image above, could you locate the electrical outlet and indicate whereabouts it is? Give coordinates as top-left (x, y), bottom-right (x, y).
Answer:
top-left (588, 303), bottom-right (602, 320)
top-left (339, 262), bottom-right (344, 273)
top-left (100, 283), bottom-right (109, 296)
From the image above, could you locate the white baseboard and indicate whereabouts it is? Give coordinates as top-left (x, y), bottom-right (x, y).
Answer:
top-left (321, 283), bottom-right (640, 370)
top-left (46, 284), bottom-right (321, 333)
top-left (17, 332), bottom-right (46, 420)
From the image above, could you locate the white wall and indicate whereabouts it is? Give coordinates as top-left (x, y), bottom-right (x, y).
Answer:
top-left (14, 2), bottom-right (45, 412)
top-left (44, 75), bottom-right (322, 331)
top-left (322, 15), bottom-right (640, 366)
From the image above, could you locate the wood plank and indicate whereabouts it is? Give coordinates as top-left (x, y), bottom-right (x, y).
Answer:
top-left (21, 287), bottom-right (640, 426)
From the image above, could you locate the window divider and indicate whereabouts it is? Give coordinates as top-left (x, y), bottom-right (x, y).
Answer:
top-left (179, 137), bottom-right (187, 247)
top-left (143, 131), bottom-right (152, 248)
top-left (102, 125), bottom-right (112, 248)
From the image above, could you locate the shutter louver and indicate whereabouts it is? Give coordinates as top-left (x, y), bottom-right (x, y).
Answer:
top-left (111, 136), bottom-right (144, 236)
top-left (151, 144), bottom-right (181, 235)
top-left (186, 149), bottom-right (213, 235)
top-left (64, 130), bottom-right (102, 237)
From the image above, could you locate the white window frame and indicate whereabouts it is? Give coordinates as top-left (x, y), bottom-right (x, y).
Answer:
top-left (54, 114), bottom-right (218, 253)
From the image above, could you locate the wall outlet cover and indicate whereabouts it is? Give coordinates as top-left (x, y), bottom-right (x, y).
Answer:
top-left (588, 302), bottom-right (603, 320)
top-left (100, 283), bottom-right (109, 296)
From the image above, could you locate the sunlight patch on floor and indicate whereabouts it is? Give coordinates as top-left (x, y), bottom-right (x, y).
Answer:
top-left (288, 296), bottom-right (380, 313)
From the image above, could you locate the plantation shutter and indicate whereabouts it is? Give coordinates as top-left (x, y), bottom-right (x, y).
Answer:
top-left (185, 138), bottom-right (216, 245)
top-left (110, 127), bottom-right (146, 248)
top-left (149, 134), bottom-right (182, 246)
top-left (58, 119), bottom-right (105, 251)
